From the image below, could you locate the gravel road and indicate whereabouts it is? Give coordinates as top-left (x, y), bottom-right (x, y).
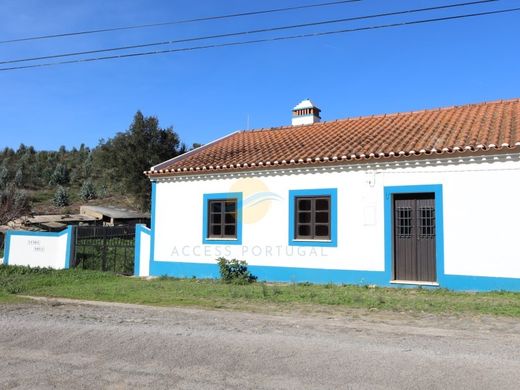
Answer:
top-left (1, 298), bottom-right (520, 389)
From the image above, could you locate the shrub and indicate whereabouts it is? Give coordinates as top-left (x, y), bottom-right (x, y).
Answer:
top-left (79, 179), bottom-right (97, 201)
top-left (216, 257), bottom-right (257, 284)
top-left (0, 184), bottom-right (31, 225)
top-left (97, 183), bottom-right (108, 198)
top-left (53, 185), bottom-right (70, 207)
top-left (14, 190), bottom-right (29, 211)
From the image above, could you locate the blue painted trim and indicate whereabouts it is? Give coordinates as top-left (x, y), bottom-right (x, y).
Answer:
top-left (150, 181), bottom-right (157, 275)
top-left (384, 184), bottom-right (444, 283)
top-left (148, 259), bottom-right (520, 291)
top-left (64, 225), bottom-right (73, 269)
top-left (383, 184), bottom-right (517, 292)
top-left (151, 260), bottom-right (388, 285)
top-left (6, 229), bottom-right (69, 237)
top-left (202, 192), bottom-right (243, 245)
top-left (3, 231), bottom-right (11, 265)
top-left (288, 188), bottom-right (337, 247)
top-left (3, 228), bottom-right (71, 268)
top-left (441, 274), bottom-right (520, 292)
top-left (134, 224), bottom-right (151, 276)
top-left (134, 225), bottom-right (142, 276)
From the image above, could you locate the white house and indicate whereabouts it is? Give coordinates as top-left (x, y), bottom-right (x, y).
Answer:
top-left (134, 98), bottom-right (520, 291)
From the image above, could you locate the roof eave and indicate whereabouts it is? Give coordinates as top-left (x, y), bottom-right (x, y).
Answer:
top-left (150, 130), bottom-right (240, 172)
top-left (145, 145), bottom-right (520, 179)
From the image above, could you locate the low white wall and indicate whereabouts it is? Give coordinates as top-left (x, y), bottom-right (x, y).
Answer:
top-left (135, 225), bottom-right (151, 277)
top-left (3, 227), bottom-right (73, 269)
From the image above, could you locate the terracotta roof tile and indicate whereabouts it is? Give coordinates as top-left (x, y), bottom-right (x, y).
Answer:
top-left (148, 98), bottom-right (520, 176)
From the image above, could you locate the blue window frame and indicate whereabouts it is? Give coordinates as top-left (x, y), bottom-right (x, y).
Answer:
top-left (202, 192), bottom-right (243, 245)
top-left (288, 188), bottom-right (338, 247)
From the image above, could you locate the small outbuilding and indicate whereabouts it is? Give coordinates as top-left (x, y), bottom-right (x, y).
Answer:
top-left (26, 214), bottom-right (100, 231)
top-left (80, 205), bottom-right (150, 227)
top-left (134, 98), bottom-right (520, 291)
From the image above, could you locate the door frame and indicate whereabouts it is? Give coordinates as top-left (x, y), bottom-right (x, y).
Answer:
top-left (384, 185), bottom-right (444, 285)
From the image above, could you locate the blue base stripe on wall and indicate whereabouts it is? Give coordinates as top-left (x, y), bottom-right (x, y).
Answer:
top-left (150, 260), bottom-right (388, 285)
top-left (441, 274), bottom-right (520, 292)
top-left (148, 260), bottom-right (520, 291)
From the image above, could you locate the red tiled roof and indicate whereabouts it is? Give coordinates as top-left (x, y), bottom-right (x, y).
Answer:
top-left (148, 98), bottom-right (520, 176)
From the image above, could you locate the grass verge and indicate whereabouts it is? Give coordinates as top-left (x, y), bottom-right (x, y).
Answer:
top-left (1, 265), bottom-right (520, 317)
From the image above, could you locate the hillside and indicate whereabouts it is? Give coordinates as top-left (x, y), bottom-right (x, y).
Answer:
top-left (0, 111), bottom-right (189, 222)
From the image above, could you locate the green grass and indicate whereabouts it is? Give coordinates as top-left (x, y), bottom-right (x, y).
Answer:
top-left (0, 292), bottom-right (26, 304)
top-left (1, 265), bottom-right (520, 317)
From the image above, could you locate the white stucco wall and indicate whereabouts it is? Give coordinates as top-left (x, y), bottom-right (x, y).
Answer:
top-left (5, 230), bottom-right (70, 269)
top-left (137, 227), bottom-right (151, 277)
top-left (151, 153), bottom-right (520, 280)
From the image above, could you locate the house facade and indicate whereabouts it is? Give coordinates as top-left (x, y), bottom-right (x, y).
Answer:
top-left (135, 99), bottom-right (520, 291)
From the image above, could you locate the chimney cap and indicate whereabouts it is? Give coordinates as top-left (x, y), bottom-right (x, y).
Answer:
top-left (293, 99), bottom-right (319, 111)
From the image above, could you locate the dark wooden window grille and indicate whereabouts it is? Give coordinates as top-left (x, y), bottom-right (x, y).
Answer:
top-left (208, 199), bottom-right (237, 239)
top-left (418, 207), bottom-right (435, 238)
top-left (295, 196), bottom-right (331, 240)
top-left (396, 207), bottom-right (413, 238)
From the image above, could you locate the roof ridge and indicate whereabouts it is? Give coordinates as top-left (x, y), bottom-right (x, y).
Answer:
top-left (234, 97), bottom-right (520, 134)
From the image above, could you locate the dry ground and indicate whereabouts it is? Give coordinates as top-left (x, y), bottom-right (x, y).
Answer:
top-left (1, 298), bottom-right (520, 389)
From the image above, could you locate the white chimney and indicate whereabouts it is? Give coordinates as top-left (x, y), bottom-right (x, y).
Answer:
top-left (291, 99), bottom-right (321, 126)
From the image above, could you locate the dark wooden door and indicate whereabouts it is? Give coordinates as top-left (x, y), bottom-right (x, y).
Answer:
top-left (393, 193), bottom-right (436, 282)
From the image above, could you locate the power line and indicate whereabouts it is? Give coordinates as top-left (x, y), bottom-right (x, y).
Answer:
top-left (0, 0), bottom-right (500, 65)
top-left (0, 0), bottom-right (362, 45)
top-left (1, 6), bottom-right (518, 72)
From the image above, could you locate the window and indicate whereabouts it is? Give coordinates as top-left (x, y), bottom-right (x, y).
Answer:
top-left (289, 188), bottom-right (337, 247)
top-left (295, 196), bottom-right (331, 240)
top-left (396, 207), bottom-right (412, 238)
top-left (203, 192), bottom-right (242, 245)
top-left (208, 199), bottom-right (237, 239)
top-left (418, 207), bottom-right (435, 238)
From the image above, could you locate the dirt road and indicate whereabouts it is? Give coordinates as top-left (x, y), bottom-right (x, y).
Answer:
top-left (1, 298), bottom-right (520, 389)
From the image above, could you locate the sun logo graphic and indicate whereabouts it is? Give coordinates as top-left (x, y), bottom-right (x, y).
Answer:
top-left (229, 178), bottom-right (282, 224)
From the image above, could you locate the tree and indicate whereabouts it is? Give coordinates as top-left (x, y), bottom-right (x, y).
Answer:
top-left (0, 184), bottom-right (30, 225)
top-left (16, 143), bottom-right (27, 155)
top-left (0, 165), bottom-right (8, 190)
top-left (94, 111), bottom-right (186, 210)
top-left (1, 147), bottom-right (15, 157)
top-left (53, 186), bottom-right (70, 207)
top-left (14, 168), bottom-right (23, 187)
top-left (49, 163), bottom-right (69, 186)
top-left (82, 152), bottom-right (93, 178)
top-left (79, 179), bottom-right (97, 201)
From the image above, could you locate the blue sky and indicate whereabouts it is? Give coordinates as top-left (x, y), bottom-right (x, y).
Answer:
top-left (1, 0), bottom-right (519, 151)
